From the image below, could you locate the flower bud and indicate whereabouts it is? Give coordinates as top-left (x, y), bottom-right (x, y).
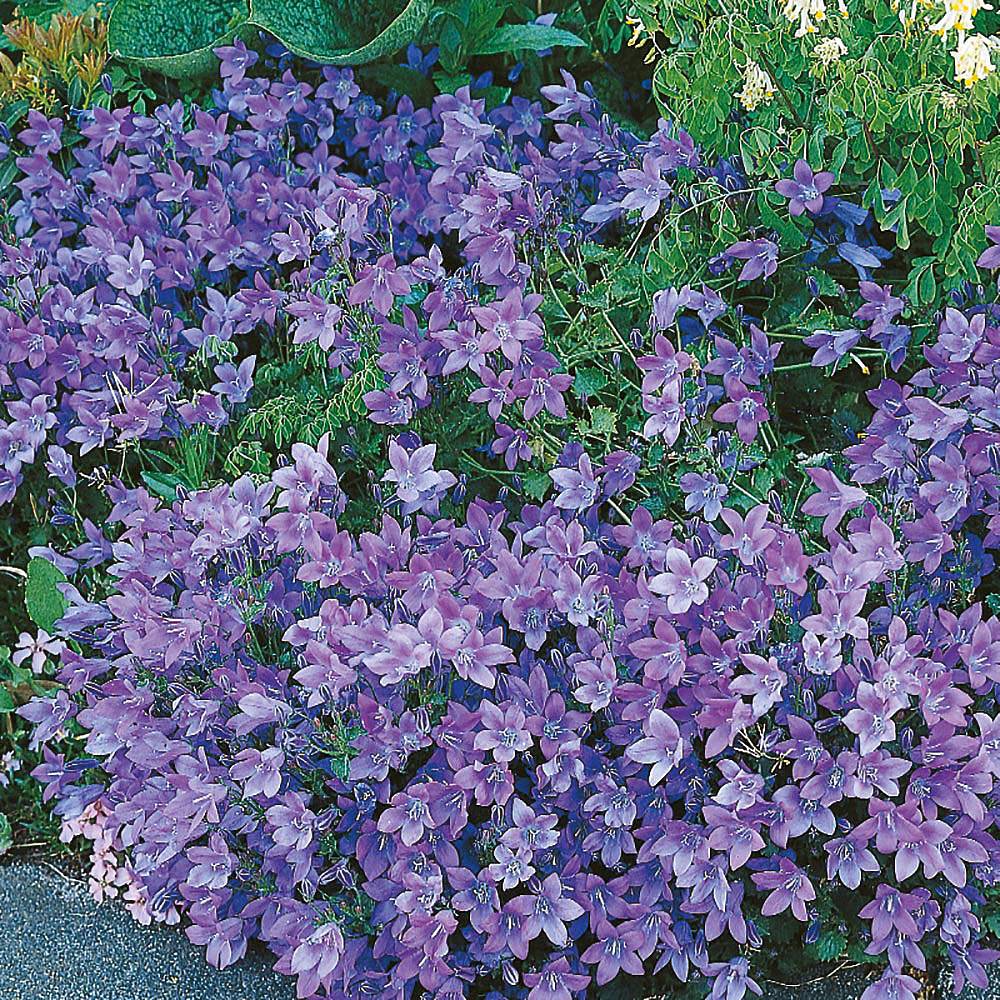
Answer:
top-left (801, 688), bottom-right (816, 718)
top-left (501, 961), bottom-right (519, 987)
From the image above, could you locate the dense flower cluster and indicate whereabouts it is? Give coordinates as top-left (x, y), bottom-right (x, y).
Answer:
top-left (0, 42), bottom-right (715, 510)
top-left (23, 270), bottom-right (1000, 999)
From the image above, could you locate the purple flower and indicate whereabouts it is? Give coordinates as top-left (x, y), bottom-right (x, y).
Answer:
top-left (580, 921), bottom-right (645, 986)
top-left (977, 225), bottom-right (1000, 269)
top-left (106, 237), bottom-right (153, 297)
top-left (774, 159), bottom-right (834, 216)
top-left (751, 858), bottom-right (815, 921)
top-left (706, 957), bottom-right (763, 1000)
top-left (724, 239), bottom-right (778, 282)
top-left (713, 381), bottom-right (769, 444)
top-left (377, 785), bottom-right (436, 846)
top-left (680, 471), bottom-right (728, 520)
top-left (523, 957), bottom-right (590, 1000)
top-left (510, 873), bottom-right (584, 945)
top-left (625, 708), bottom-right (683, 783)
top-left (229, 747), bottom-right (284, 798)
top-left (619, 152), bottom-right (673, 221)
top-left (348, 253), bottom-right (411, 315)
top-left (475, 701), bottom-right (532, 763)
top-left (801, 468), bottom-right (867, 537)
top-left (550, 452), bottom-right (600, 510)
top-left (186, 833), bottom-right (233, 890)
top-left (649, 547), bottom-right (717, 613)
top-left (824, 834), bottom-right (880, 889)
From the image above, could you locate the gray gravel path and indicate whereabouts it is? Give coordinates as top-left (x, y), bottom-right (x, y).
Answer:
top-left (2, 858), bottom-right (1000, 1000)
top-left (0, 861), bottom-right (295, 1000)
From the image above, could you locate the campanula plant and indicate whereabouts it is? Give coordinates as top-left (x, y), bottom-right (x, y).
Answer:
top-left (20, 283), bottom-right (1000, 999)
top-left (6, 20), bottom-right (1000, 1000)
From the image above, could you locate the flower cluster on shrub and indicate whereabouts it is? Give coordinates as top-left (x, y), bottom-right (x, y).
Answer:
top-left (0, 43), bottom-right (665, 508)
top-left (1, 34), bottom-right (904, 527)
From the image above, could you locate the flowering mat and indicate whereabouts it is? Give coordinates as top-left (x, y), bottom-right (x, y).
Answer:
top-left (0, 860), bottom-right (992, 1000)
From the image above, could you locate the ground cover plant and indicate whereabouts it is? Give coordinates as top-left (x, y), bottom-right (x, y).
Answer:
top-left (4, 1), bottom-right (1000, 999)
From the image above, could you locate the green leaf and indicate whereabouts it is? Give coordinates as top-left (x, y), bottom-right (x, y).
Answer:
top-left (587, 406), bottom-right (617, 436)
top-left (24, 557), bottom-right (68, 634)
top-left (248, 0), bottom-right (431, 64)
top-left (141, 470), bottom-right (185, 501)
top-left (0, 814), bottom-right (11, 857)
top-left (18, 0), bottom-right (95, 23)
top-left (523, 471), bottom-right (551, 501)
top-left (1, 100), bottom-right (30, 131)
top-left (471, 23), bottom-right (586, 55)
top-left (573, 367), bottom-right (608, 400)
top-left (813, 930), bottom-right (848, 962)
top-left (0, 686), bottom-right (14, 714)
top-left (0, 159), bottom-right (18, 195)
top-left (358, 64), bottom-right (435, 106)
top-left (108, 0), bottom-right (251, 79)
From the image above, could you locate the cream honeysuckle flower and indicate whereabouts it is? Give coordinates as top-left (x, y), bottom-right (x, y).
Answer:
top-left (737, 61), bottom-right (776, 111)
top-left (813, 36), bottom-right (849, 65)
top-left (930, 0), bottom-right (992, 40)
top-left (952, 32), bottom-right (1000, 85)
top-left (783, 0), bottom-right (829, 36)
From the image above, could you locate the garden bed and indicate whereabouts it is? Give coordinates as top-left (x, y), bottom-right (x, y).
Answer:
top-left (2, 3), bottom-right (1000, 1000)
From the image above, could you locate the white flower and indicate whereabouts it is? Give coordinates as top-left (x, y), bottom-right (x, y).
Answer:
top-left (952, 33), bottom-right (1000, 86)
top-left (783, 0), bottom-right (829, 36)
top-left (11, 628), bottom-right (64, 674)
top-left (737, 61), bottom-right (776, 111)
top-left (930, 0), bottom-right (992, 41)
top-left (813, 36), bottom-right (849, 65)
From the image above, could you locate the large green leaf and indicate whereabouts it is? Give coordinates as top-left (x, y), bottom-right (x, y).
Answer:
top-left (248, 0), bottom-right (431, 64)
top-left (471, 23), bottom-right (587, 56)
top-left (24, 557), bottom-right (68, 634)
top-left (108, 0), bottom-right (251, 78)
top-left (17, 0), bottom-right (97, 24)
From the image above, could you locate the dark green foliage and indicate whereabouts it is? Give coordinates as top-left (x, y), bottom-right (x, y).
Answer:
top-left (249, 0), bottom-right (431, 64)
top-left (108, 0), bottom-right (250, 77)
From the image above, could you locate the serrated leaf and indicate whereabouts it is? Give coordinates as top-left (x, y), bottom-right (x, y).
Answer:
top-left (108, 0), bottom-right (251, 79)
top-left (579, 243), bottom-right (616, 264)
top-left (471, 23), bottom-right (586, 56)
top-left (249, 0), bottom-right (431, 64)
top-left (587, 406), bottom-right (617, 435)
top-left (523, 471), bottom-right (550, 501)
top-left (25, 557), bottom-right (68, 634)
top-left (573, 367), bottom-right (608, 399)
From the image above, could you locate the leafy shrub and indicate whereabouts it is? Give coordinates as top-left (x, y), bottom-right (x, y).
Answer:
top-left (621, 0), bottom-right (1000, 308)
